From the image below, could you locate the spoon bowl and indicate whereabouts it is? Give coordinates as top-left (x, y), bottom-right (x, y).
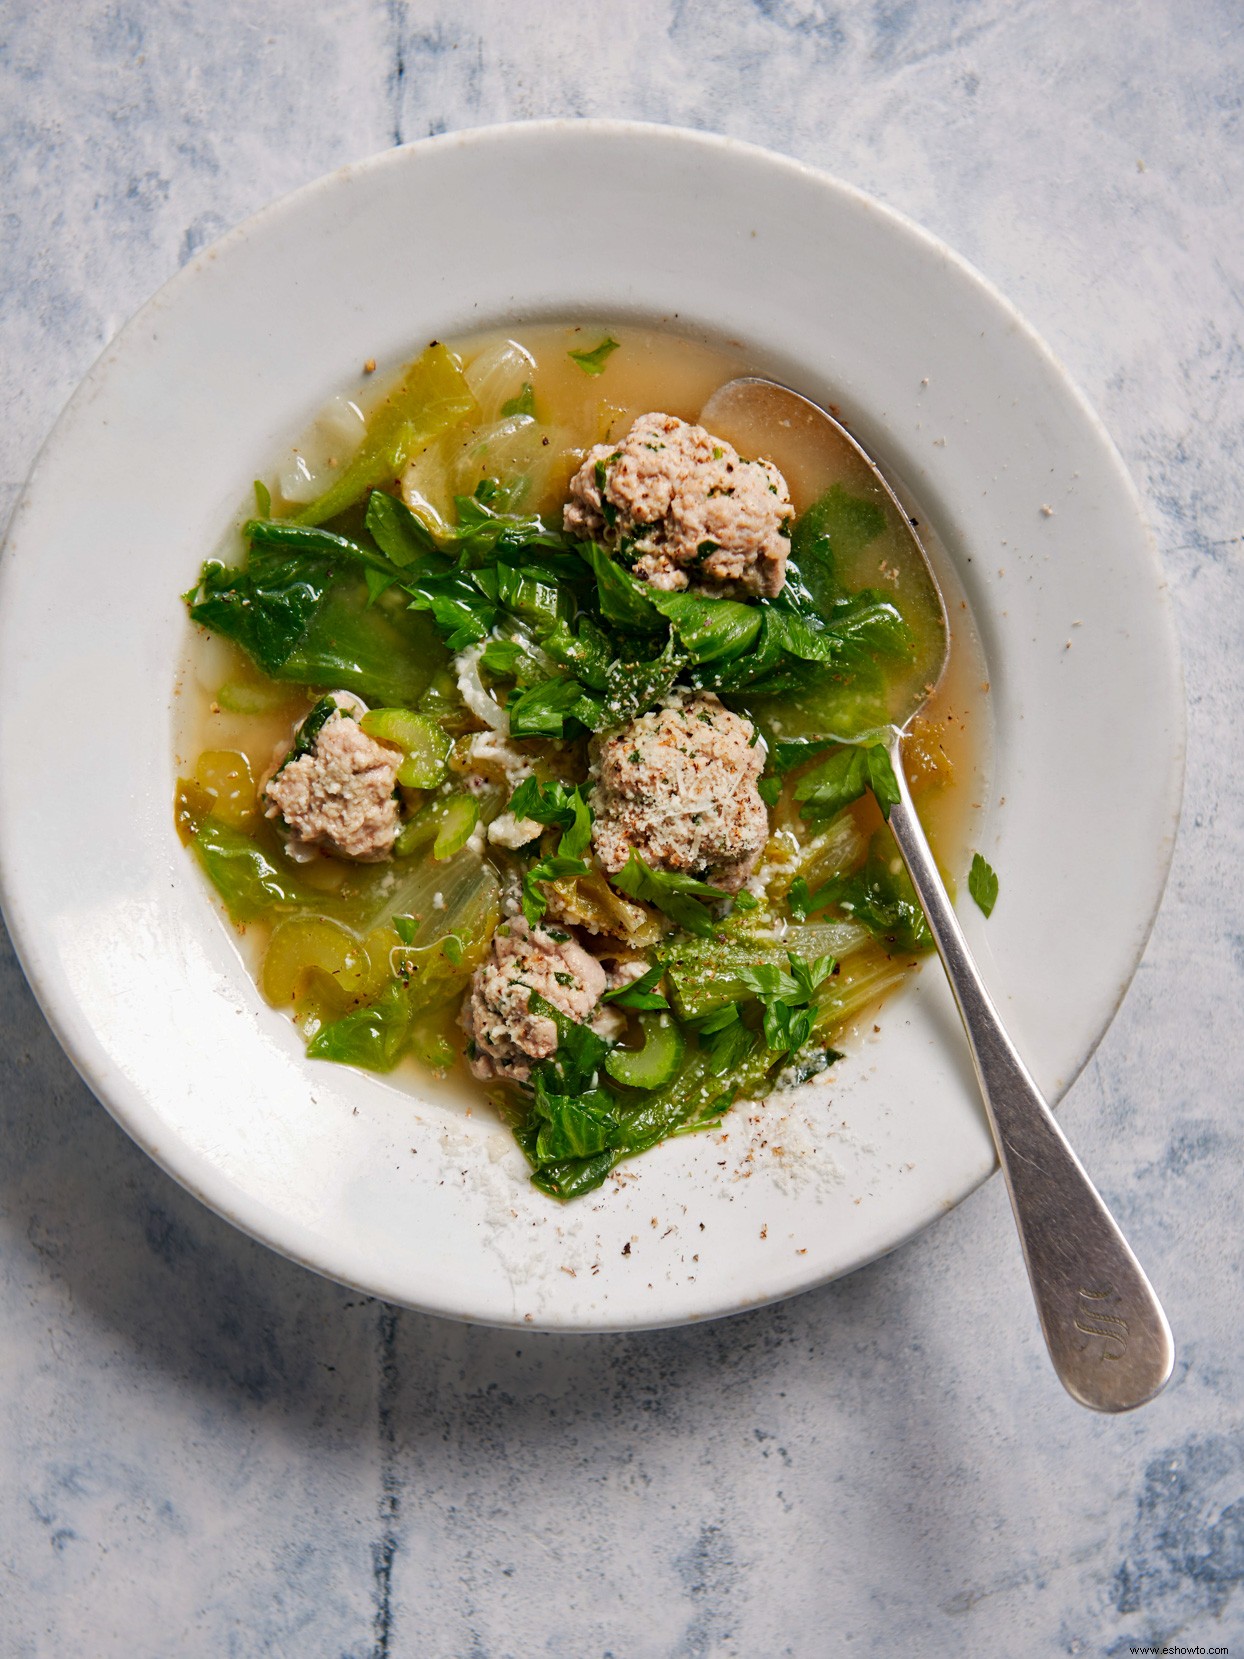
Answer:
top-left (700, 376), bottom-right (948, 738)
top-left (702, 375), bottom-right (1175, 1413)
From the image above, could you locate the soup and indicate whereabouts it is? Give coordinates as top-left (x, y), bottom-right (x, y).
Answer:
top-left (174, 322), bottom-right (990, 1200)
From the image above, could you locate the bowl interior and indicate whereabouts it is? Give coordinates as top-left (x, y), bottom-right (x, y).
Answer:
top-left (0, 122), bottom-right (1183, 1329)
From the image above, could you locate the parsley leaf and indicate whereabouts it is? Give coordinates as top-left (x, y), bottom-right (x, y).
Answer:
top-left (611, 853), bottom-right (727, 938)
top-left (568, 336), bottom-right (621, 375)
top-left (506, 672), bottom-right (603, 739)
top-left (793, 742), bottom-right (900, 823)
top-left (968, 852), bottom-right (999, 918)
top-left (500, 382), bottom-right (536, 417)
top-left (507, 778), bottom-right (593, 857)
top-left (734, 951), bottom-right (836, 1057)
top-left (507, 781), bottom-right (595, 925)
top-left (601, 959), bottom-right (670, 1011)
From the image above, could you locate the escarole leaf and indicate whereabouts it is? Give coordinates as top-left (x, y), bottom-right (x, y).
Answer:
top-left (186, 556), bottom-right (329, 675)
top-left (532, 1082), bottom-right (625, 1162)
top-left (292, 343), bottom-right (476, 526)
top-left (579, 542), bottom-right (663, 630)
top-left (645, 588), bottom-right (762, 663)
top-left (241, 517), bottom-right (401, 578)
top-left (185, 509), bottom-right (448, 706)
top-left (306, 981), bottom-right (412, 1071)
top-left (191, 819), bottom-right (316, 923)
top-left (365, 489), bottom-right (440, 566)
top-left (785, 483), bottom-right (887, 612)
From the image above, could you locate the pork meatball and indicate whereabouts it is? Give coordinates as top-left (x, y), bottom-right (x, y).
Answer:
top-left (590, 691), bottom-right (768, 895)
top-left (564, 412), bottom-right (794, 599)
top-left (264, 703), bottom-right (401, 862)
top-left (460, 917), bottom-right (608, 1082)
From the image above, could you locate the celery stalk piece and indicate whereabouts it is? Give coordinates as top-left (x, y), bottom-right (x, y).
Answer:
top-left (291, 344), bottom-right (476, 527)
top-left (604, 1013), bottom-right (685, 1090)
top-left (261, 914), bottom-right (368, 1008)
top-left (432, 795), bottom-right (479, 860)
top-left (394, 793), bottom-right (479, 861)
top-left (360, 707), bottom-right (452, 788)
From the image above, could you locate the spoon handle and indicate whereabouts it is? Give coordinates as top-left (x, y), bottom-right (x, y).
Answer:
top-left (885, 739), bottom-right (1174, 1411)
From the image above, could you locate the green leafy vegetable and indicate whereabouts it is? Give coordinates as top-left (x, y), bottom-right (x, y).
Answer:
top-left (306, 981), bottom-right (412, 1071)
top-left (568, 336), bottom-right (620, 375)
top-left (794, 742), bottom-right (900, 823)
top-left (785, 483), bottom-right (886, 612)
top-left (734, 951), bottom-right (836, 1057)
top-left (600, 958), bottom-right (669, 1011)
top-left (579, 542), bottom-right (663, 631)
top-left (507, 781), bottom-right (595, 924)
top-left (186, 523), bottom-right (446, 706)
top-left (404, 568), bottom-right (501, 652)
top-left (507, 778), bottom-right (592, 855)
top-left (532, 1080), bottom-right (625, 1161)
top-left (506, 673), bottom-right (603, 739)
top-left (187, 556), bottom-right (330, 677)
top-left (526, 992), bottom-right (609, 1095)
top-left (192, 820), bottom-right (313, 922)
top-left (500, 382), bottom-right (536, 417)
top-left (813, 833), bottom-right (933, 953)
top-left (365, 490), bottom-right (439, 566)
top-left (276, 695), bottom-right (340, 774)
top-left (611, 852), bottom-right (726, 938)
top-left (292, 344), bottom-right (476, 526)
top-left (645, 588), bottom-right (762, 663)
top-left (968, 852), bottom-right (999, 918)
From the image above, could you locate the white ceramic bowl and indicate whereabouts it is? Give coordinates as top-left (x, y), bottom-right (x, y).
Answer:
top-left (0, 122), bottom-right (1183, 1329)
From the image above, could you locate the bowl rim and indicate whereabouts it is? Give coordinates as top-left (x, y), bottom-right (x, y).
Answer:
top-left (0, 118), bottom-right (1186, 1329)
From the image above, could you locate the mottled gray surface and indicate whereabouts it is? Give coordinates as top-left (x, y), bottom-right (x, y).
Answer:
top-left (1, 2), bottom-right (1241, 1654)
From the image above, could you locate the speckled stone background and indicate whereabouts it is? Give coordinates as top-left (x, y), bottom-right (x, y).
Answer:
top-left (1, 3), bottom-right (1241, 1655)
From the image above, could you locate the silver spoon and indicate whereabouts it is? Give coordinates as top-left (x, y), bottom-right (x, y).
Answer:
top-left (700, 377), bottom-right (1174, 1413)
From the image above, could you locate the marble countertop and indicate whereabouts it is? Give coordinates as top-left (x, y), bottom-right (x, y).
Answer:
top-left (2, 2), bottom-right (1241, 1654)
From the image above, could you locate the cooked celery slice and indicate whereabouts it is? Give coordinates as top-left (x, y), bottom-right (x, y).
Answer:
top-left (215, 678), bottom-right (294, 715)
top-left (191, 749), bottom-right (257, 829)
top-left (432, 795), bottom-right (478, 860)
top-left (360, 707), bottom-right (452, 788)
top-left (605, 1013), bottom-right (685, 1090)
top-left (261, 915), bottom-right (368, 1008)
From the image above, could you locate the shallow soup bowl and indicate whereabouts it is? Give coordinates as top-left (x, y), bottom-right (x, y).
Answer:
top-left (0, 121), bottom-right (1183, 1330)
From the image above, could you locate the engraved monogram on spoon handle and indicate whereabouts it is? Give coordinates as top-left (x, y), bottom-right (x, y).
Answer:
top-left (885, 737), bottom-right (1174, 1411)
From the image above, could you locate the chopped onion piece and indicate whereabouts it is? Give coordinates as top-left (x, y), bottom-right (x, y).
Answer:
top-left (454, 646), bottom-right (508, 731)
